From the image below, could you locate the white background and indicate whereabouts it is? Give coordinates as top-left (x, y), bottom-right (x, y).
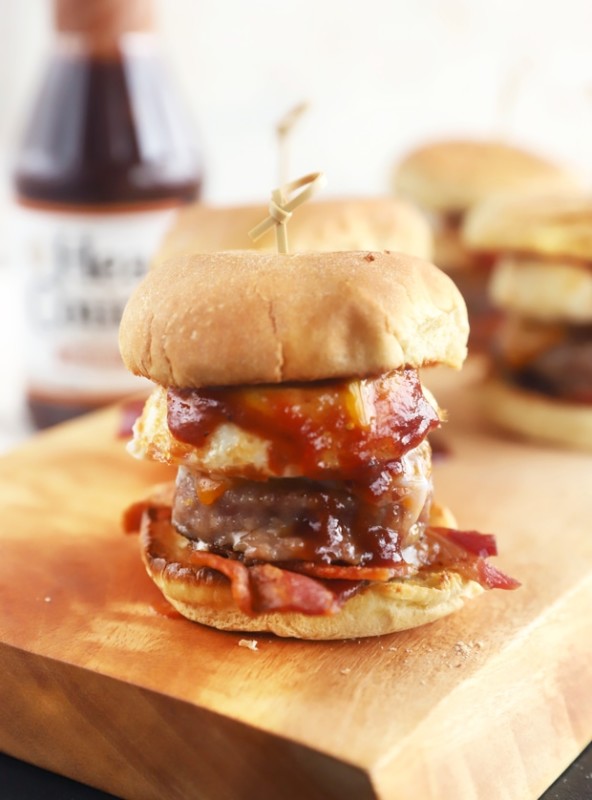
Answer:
top-left (2, 0), bottom-right (592, 202)
top-left (0, 0), bottom-right (591, 448)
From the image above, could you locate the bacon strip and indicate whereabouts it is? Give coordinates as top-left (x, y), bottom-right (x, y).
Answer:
top-left (424, 527), bottom-right (520, 590)
top-left (278, 561), bottom-right (412, 582)
top-left (183, 549), bottom-right (253, 613)
top-left (248, 563), bottom-right (352, 615)
top-left (122, 500), bottom-right (149, 534)
top-left (429, 527), bottom-right (498, 558)
top-left (122, 485), bottom-right (173, 533)
top-left (182, 549), bottom-right (363, 616)
top-left (475, 559), bottom-right (521, 590)
top-left (280, 529), bottom-right (517, 590)
top-left (128, 498), bottom-right (518, 620)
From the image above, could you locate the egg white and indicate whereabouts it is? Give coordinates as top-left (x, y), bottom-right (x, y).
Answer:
top-left (129, 386), bottom-right (273, 475)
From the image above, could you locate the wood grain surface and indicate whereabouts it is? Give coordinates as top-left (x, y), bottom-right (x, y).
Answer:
top-left (0, 359), bottom-right (590, 800)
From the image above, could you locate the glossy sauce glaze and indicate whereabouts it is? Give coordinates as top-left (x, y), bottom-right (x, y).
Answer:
top-left (172, 453), bottom-right (432, 567)
top-left (167, 368), bottom-right (440, 482)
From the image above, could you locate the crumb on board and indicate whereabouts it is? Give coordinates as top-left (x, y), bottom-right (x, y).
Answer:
top-left (454, 640), bottom-right (485, 659)
top-left (450, 640), bottom-right (487, 667)
top-left (44, 596), bottom-right (52, 603)
top-left (238, 639), bottom-right (259, 651)
top-left (340, 667), bottom-right (351, 675)
top-left (455, 641), bottom-right (472, 658)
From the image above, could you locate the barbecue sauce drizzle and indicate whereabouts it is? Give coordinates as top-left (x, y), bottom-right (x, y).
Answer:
top-left (166, 368), bottom-right (439, 481)
top-left (164, 369), bottom-right (439, 570)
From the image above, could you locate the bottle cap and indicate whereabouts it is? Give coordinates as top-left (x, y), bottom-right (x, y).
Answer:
top-left (55, 0), bottom-right (154, 43)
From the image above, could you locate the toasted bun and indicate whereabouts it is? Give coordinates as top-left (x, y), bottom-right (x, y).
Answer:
top-left (119, 250), bottom-right (468, 387)
top-left (394, 140), bottom-right (579, 213)
top-left (140, 500), bottom-right (483, 640)
top-left (482, 377), bottom-right (592, 451)
top-left (153, 197), bottom-right (433, 265)
top-left (463, 194), bottom-right (592, 261)
top-left (489, 256), bottom-right (592, 323)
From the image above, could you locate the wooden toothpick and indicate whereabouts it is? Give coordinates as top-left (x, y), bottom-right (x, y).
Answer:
top-left (277, 102), bottom-right (310, 188)
top-left (494, 58), bottom-right (532, 138)
top-left (249, 172), bottom-right (326, 254)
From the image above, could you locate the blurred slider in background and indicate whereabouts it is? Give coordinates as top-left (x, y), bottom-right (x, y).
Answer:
top-left (463, 193), bottom-right (592, 450)
top-left (152, 196), bottom-right (434, 265)
top-left (13, 0), bottom-right (203, 429)
top-left (391, 139), bottom-right (581, 351)
top-left (153, 103), bottom-right (434, 264)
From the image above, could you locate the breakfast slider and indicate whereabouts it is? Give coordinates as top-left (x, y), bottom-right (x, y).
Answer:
top-left (392, 139), bottom-right (579, 347)
top-left (153, 196), bottom-right (433, 265)
top-left (464, 194), bottom-right (592, 449)
top-left (120, 250), bottom-right (517, 639)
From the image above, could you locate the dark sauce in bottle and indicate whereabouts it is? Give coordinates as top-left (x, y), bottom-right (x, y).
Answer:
top-left (14, 0), bottom-right (203, 428)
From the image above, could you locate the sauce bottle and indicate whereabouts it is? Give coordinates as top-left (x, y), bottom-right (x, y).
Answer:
top-left (13, 0), bottom-right (203, 428)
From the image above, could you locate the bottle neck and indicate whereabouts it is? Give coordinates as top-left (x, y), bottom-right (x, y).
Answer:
top-left (54, 0), bottom-right (155, 53)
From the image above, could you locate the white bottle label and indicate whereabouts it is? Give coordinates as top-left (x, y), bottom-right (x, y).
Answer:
top-left (15, 204), bottom-right (178, 401)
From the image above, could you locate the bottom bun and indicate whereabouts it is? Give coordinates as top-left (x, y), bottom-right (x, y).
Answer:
top-left (140, 500), bottom-right (483, 640)
top-left (482, 377), bottom-right (592, 451)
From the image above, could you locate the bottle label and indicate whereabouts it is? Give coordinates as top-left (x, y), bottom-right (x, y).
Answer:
top-left (15, 203), bottom-right (179, 400)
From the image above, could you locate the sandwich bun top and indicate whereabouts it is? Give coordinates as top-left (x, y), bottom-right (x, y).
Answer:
top-left (119, 250), bottom-right (468, 388)
top-left (153, 197), bottom-right (433, 265)
top-left (393, 140), bottom-right (579, 214)
top-left (463, 193), bottom-right (592, 262)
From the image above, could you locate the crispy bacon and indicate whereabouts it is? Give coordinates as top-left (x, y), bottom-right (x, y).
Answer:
top-left (130, 498), bottom-right (518, 620)
top-left (430, 527), bottom-right (498, 558)
top-left (277, 529), bottom-right (518, 591)
top-left (424, 527), bottom-right (520, 590)
top-left (177, 541), bottom-right (364, 616)
top-left (183, 549), bottom-right (253, 612)
top-left (474, 559), bottom-right (521, 590)
top-left (122, 500), bottom-right (149, 534)
top-left (180, 529), bottom-right (518, 613)
top-left (122, 485), bottom-right (173, 533)
top-left (279, 561), bottom-right (412, 582)
top-left (138, 507), bottom-right (365, 616)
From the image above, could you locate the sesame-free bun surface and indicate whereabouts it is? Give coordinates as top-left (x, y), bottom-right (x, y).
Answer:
top-left (463, 194), bottom-right (592, 262)
top-left (482, 378), bottom-right (592, 451)
top-left (119, 250), bottom-right (468, 388)
top-left (489, 256), bottom-right (592, 323)
top-left (394, 140), bottom-right (579, 214)
top-left (140, 499), bottom-right (483, 640)
top-left (153, 197), bottom-right (433, 265)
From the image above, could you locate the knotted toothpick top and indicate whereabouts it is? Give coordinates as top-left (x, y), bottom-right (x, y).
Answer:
top-left (277, 101), bottom-right (309, 187)
top-left (249, 171), bottom-right (327, 254)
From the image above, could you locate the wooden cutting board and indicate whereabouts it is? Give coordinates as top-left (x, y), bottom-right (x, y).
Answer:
top-left (0, 360), bottom-right (590, 800)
